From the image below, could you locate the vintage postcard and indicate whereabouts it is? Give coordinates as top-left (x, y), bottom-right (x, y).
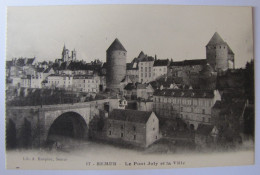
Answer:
top-left (5, 5), bottom-right (254, 170)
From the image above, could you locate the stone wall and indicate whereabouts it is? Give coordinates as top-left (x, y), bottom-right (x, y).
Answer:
top-left (106, 50), bottom-right (126, 89)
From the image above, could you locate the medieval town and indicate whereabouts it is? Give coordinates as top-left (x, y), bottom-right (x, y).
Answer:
top-left (5, 32), bottom-right (254, 153)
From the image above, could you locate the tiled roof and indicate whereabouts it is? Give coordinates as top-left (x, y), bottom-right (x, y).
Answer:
top-left (170, 59), bottom-right (206, 67)
top-left (153, 89), bottom-right (215, 98)
top-left (108, 109), bottom-right (153, 124)
top-left (140, 56), bottom-right (154, 62)
top-left (124, 83), bottom-right (136, 91)
top-left (126, 63), bottom-right (132, 70)
top-left (73, 75), bottom-right (94, 79)
top-left (43, 67), bottom-right (53, 73)
top-left (153, 59), bottom-right (169, 67)
top-left (26, 58), bottom-right (35, 65)
top-left (107, 38), bottom-right (127, 52)
top-left (36, 67), bottom-right (45, 73)
top-left (206, 32), bottom-right (226, 46)
top-left (138, 51), bottom-right (145, 59)
top-left (137, 83), bottom-right (148, 89)
top-left (170, 61), bottom-right (183, 66)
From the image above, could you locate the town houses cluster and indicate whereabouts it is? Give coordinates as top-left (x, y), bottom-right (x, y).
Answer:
top-left (6, 32), bottom-right (251, 148)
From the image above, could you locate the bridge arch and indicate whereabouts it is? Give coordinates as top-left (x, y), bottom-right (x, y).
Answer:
top-left (47, 112), bottom-right (88, 142)
top-left (6, 119), bottom-right (17, 149)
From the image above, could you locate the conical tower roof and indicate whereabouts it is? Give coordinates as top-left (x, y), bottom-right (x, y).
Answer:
top-left (207, 32), bottom-right (226, 46)
top-left (138, 51), bottom-right (145, 58)
top-left (107, 38), bottom-right (127, 52)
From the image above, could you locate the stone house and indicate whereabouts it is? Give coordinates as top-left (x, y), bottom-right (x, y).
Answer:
top-left (126, 62), bottom-right (139, 83)
top-left (138, 56), bottom-right (154, 83)
top-left (153, 59), bottom-right (170, 80)
top-left (137, 83), bottom-right (154, 100)
top-left (167, 59), bottom-right (207, 86)
top-left (106, 109), bottom-right (159, 147)
top-left (72, 75), bottom-right (101, 93)
top-left (123, 83), bottom-right (137, 99)
top-left (46, 74), bottom-right (73, 90)
top-left (153, 89), bottom-right (221, 130)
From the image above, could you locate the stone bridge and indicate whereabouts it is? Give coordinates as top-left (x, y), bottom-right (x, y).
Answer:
top-left (5, 99), bottom-right (119, 148)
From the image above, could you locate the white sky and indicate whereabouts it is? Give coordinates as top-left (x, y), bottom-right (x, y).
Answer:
top-left (6, 5), bottom-right (253, 68)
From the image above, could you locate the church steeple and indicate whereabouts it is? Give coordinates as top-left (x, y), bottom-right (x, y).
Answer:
top-left (62, 44), bottom-right (70, 62)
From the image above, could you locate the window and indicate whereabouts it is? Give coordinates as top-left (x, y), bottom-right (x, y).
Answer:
top-left (121, 125), bottom-right (124, 130)
top-left (202, 117), bottom-right (205, 122)
top-left (202, 109), bottom-right (205, 114)
top-left (121, 133), bottom-right (123, 137)
top-left (156, 136), bottom-right (158, 139)
top-left (208, 118), bottom-right (211, 123)
top-left (153, 127), bottom-right (155, 131)
top-left (109, 131), bottom-right (111, 135)
top-left (134, 135), bottom-right (136, 140)
top-left (181, 107), bottom-right (183, 112)
top-left (133, 126), bottom-right (136, 131)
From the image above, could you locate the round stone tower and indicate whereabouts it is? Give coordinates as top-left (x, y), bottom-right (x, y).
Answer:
top-left (206, 32), bottom-right (234, 72)
top-left (106, 38), bottom-right (127, 90)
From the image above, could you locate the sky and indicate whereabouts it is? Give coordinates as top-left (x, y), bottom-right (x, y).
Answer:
top-left (6, 5), bottom-right (253, 68)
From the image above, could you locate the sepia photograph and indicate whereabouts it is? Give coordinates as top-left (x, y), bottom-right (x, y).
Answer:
top-left (3, 3), bottom-right (256, 171)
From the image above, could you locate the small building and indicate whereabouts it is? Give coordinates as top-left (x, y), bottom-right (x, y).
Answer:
top-left (72, 75), bottom-right (101, 93)
top-left (123, 83), bottom-right (137, 100)
top-left (46, 74), bottom-right (73, 90)
top-left (138, 56), bottom-right (154, 83)
top-left (153, 89), bottom-right (221, 130)
top-left (137, 83), bottom-right (154, 100)
top-left (106, 109), bottom-right (159, 147)
top-left (153, 59), bottom-right (169, 80)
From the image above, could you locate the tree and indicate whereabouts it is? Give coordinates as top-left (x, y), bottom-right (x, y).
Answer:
top-left (244, 59), bottom-right (254, 103)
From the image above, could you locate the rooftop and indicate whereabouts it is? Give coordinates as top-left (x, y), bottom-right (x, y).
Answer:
top-left (170, 59), bottom-right (207, 67)
top-left (108, 109), bottom-right (153, 123)
top-left (107, 38), bottom-right (127, 52)
top-left (206, 32), bottom-right (226, 46)
top-left (153, 89), bottom-right (216, 98)
top-left (153, 59), bottom-right (169, 67)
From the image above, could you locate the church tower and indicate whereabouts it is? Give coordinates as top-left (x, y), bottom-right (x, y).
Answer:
top-left (71, 49), bottom-right (77, 61)
top-left (206, 32), bottom-right (234, 71)
top-left (62, 44), bottom-right (70, 62)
